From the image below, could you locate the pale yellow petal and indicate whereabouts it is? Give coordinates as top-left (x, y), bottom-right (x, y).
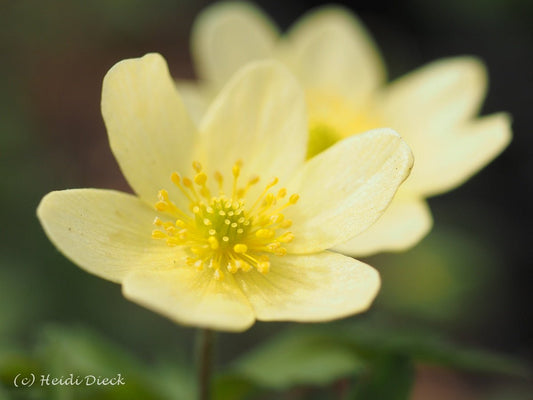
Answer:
top-left (102, 53), bottom-right (198, 205)
top-left (192, 1), bottom-right (278, 87)
top-left (200, 60), bottom-right (307, 183)
top-left (333, 194), bottom-right (432, 256)
top-left (404, 113), bottom-right (512, 197)
top-left (176, 80), bottom-right (211, 125)
top-left (123, 268), bottom-right (254, 332)
top-left (380, 57), bottom-right (488, 145)
top-left (285, 129), bottom-right (413, 253)
top-left (283, 5), bottom-right (385, 105)
top-left (37, 189), bottom-right (170, 283)
top-left (235, 252), bottom-right (380, 322)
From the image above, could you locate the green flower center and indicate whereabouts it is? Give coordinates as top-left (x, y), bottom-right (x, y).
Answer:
top-left (306, 89), bottom-right (379, 159)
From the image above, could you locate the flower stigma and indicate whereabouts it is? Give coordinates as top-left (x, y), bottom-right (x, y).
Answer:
top-left (152, 161), bottom-right (299, 281)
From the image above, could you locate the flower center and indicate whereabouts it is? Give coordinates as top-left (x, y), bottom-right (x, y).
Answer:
top-left (152, 161), bottom-right (298, 281)
top-left (306, 89), bottom-right (379, 158)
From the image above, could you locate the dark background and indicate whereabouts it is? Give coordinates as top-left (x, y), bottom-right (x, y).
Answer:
top-left (1, 0), bottom-right (531, 398)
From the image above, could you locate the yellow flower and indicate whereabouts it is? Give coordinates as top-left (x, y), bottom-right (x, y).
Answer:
top-left (188, 2), bottom-right (512, 256)
top-left (37, 54), bottom-right (413, 331)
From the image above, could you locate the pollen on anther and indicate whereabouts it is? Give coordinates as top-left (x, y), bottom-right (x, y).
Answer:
top-left (234, 244), bottom-right (247, 253)
top-left (280, 220), bottom-right (292, 228)
top-left (192, 161), bottom-right (202, 172)
top-left (171, 172), bottom-right (181, 186)
top-left (268, 177), bottom-right (279, 187)
top-left (208, 236), bottom-right (219, 250)
top-left (257, 261), bottom-right (270, 274)
top-left (232, 160), bottom-right (243, 178)
top-left (194, 260), bottom-right (204, 271)
top-left (256, 229), bottom-right (274, 239)
top-left (227, 261), bottom-right (238, 274)
top-left (214, 171), bottom-right (223, 186)
top-left (183, 177), bottom-right (193, 188)
top-left (152, 230), bottom-right (166, 239)
top-left (194, 173), bottom-right (207, 185)
top-left (155, 202), bottom-right (167, 211)
top-left (214, 269), bottom-right (224, 281)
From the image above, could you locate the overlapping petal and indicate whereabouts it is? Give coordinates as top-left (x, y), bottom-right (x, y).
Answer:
top-left (404, 113), bottom-right (512, 196)
top-left (235, 252), bottom-right (380, 321)
top-left (379, 57), bottom-right (487, 145)
top-left (102, 53), bottom-right (198, 206)
top-left (37, 189), bottom-right (170, 283)
top-left (200, 60), bottom-right (307, 186)
top-left (333, 195), bottom-right (432, 256)
top-left (285, 129), bottom-right (413, 253)
top-left (192, 2), bottom-right (278, 86)
top-left (123, 268), bottom-right (254, 332)
top-left (176, 80), bottom-right (211, 125)
top-left (284, 5), bottom-right (385, 106)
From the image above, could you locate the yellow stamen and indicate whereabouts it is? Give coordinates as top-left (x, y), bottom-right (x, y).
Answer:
top-left (152, 230), bottom-right (166, 239)
top-left (152, 161), bottom-right (299, 280)
top-left (234, 244), bottom-right (248, 254)
top-left (213, 269), bottom-right (224, 281)
top-left (194, 172), bottom-right (207, 186)
top-left (192, 161), bottom-right (202, 173)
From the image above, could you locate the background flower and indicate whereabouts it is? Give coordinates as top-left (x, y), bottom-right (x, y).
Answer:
top-left (189, 2), bottom-right (512, 256)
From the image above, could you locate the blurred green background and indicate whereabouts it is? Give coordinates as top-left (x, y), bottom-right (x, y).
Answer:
top-left (0, 0), bottom-right (531, 399)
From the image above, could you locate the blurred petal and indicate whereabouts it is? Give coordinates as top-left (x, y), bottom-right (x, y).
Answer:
top-left (102, 53), bottom-right (198, 205)
top-left (334, 195), bottom-right (432, 256)
top-left (123, 268), bottom-right (254, 332)
top-left (405, 113), bottom-right (512, 196)
top-left (200, 60), bottom-right (307, 183)
top-left (37, 189), bottom-right (169, 283)
top-left (380, 57), bottom-right (488, 145)
top-left (236, 252), bottom-right (380, 322)
top-left (176, 80), bottom-right (211, 125)
top-left (285, 129), bottom-right (413, 253)
top-left (284, 5), bottom-right (385, 105)
top-left (192, 2), bottom-right (278, 86)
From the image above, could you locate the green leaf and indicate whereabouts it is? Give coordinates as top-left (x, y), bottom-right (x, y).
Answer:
top-left (350, 355), bottom-right (414, 400)
top-left (35, 325), bottom-right (193, 400)
top-left (231, 328), bottom-right (365, 390)
top-left (213, 374), bottom-right (257, 400)
top-left (148, 363), bottom-right (196, 400)
top-left (335, 318), bottom-right (531, 377)
top-left (37, 326), bottom-right (141, 376)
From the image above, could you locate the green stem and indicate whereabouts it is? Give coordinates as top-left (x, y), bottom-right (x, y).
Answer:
top-left (197, 328), bottom-right (215, 400)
